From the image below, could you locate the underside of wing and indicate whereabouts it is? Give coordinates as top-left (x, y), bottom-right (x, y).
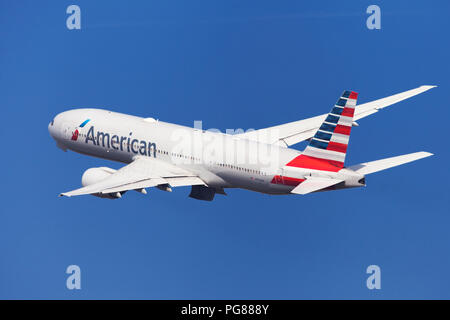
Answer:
top-left (60, 157), bottom-right (206, 197)
top-left (236, 85), bottom-right (436, 147)
top-left (291, 177), bottom-right (344, 195)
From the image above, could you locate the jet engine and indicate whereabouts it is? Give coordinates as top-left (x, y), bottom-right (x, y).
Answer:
top-left (81, 167), bottom-right (124, 199)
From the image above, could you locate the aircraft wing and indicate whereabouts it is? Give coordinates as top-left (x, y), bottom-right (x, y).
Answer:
top-left (291, 177), bottom-right (344, 195)
top-left (236, 85), bottom-right (436, 147)
top-left (60, 157), bottom-right (206, 197)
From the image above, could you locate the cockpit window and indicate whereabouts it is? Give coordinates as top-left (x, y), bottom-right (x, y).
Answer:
top-left (50, 120), bottom-right (54, 126)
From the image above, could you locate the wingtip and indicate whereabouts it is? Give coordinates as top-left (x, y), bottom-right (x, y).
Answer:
top-left (420, 85), bottom-right (437, 90)
top-left (414, 151), bottom-right (434, 158)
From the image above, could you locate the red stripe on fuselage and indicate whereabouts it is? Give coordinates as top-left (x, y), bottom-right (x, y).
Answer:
top-left (286, 154), bottom-right (343, 172)
top-left (271, 175), bottom-right (283, 184)
top-left (271, 175), bottom-right (305, 186)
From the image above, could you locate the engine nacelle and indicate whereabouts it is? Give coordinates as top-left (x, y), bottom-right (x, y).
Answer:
top-left (81, 167), bottom-right (124, 199)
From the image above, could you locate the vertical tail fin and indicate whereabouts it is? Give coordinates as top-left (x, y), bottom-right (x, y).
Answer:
top-left (302, 90), bottom-right (358, 167)
top-left (302, 90), bottom-right (357, 167)
top-left (286, 91), bottom-right (358, 171)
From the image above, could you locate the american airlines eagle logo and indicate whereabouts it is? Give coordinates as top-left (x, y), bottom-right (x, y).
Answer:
top-left (71, 119), bottom-right (90, 141)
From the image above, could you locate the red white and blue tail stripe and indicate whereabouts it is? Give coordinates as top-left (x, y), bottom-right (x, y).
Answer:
top-left (302, 90), bottom-right (357, 167)
top-left (286, 90), bottom-right (358, 171)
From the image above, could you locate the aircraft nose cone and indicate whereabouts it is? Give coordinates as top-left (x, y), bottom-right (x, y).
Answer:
top-left (48, 115), bottom-right (62, 140)
top-left (48, 120), bottom-right (55, 138)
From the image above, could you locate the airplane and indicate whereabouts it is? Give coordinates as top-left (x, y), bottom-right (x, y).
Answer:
top-left (48, 85), bottom-right (435, 201)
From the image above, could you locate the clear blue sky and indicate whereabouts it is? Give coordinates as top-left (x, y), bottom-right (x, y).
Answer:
top-left (1, 0), bottom-right (449, 299)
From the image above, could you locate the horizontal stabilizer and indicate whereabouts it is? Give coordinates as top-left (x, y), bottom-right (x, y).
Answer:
top-left (348, 151), bottom-right (433, 175)
top-left (291, 177), bottom-right (343, 195)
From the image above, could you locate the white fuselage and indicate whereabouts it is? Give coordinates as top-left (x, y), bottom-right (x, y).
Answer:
top-left (48, 109), bottom-right (362, 195)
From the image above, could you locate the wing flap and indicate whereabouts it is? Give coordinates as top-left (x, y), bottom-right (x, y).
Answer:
top-left (100, 176), bottom-right (205, 193)
top-left (165, 176), bottom-right (206, 187)
top-left (281, 128), bottom-right (317, 146)
top-left (60, 157), bottom-right (206, 197)
top-left (101, 178), bottom-right (167, 194)
top-left (291, 177), bottom-right (343, 195)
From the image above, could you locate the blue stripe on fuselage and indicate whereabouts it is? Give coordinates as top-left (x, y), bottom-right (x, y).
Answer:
top-left (79, 119), bottom-right (91, 128)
